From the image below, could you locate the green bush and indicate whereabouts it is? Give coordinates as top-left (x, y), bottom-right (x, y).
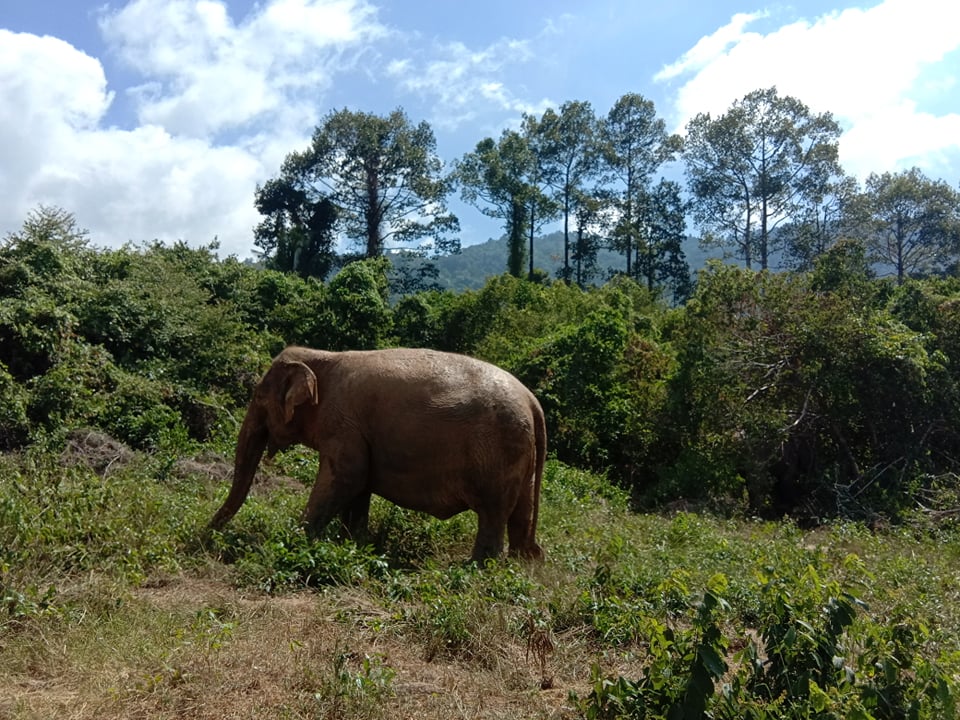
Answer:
top-left (577, 569), bottom-right (958, 719)
top-left (663, 263), bottom-right (957, 519)
top-left (0, 362), bottom-right (30, 450)
top-left (320, 257), bottom-right (392, 350)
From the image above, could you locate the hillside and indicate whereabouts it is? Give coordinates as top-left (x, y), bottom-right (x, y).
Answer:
top-left (410, 231), bottom-right (719, 292)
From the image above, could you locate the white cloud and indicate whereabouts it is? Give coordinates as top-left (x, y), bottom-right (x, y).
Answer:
top-left (655, 11), bottom-right (768, 82)
top-left (657, 0), bottom-right (960, 180)
top-left (99, 0), bottom-right (384, 138)
top-left (386, 36), bottom-right (552, 130)
top-left (0, 1), bottom-right (385, 256)
top-left (0, 31), bottom-right (114, 231)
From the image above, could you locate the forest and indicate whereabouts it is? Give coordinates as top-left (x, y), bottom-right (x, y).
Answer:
top-left (3, 84), bottom-right (960, 718)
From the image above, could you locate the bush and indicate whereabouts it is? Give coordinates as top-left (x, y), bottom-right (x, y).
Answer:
top-left (662, 264), bottom-right (957, 519)
top-left (0, 362), bottom-right (30, 450)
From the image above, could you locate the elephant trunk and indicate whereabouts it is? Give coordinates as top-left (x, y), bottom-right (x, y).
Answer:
top-left (208, 407), bottom-right (268, 530)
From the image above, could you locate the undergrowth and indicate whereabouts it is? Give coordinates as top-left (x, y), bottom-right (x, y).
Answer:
top-left (2, 449), bottom-right (960, 719)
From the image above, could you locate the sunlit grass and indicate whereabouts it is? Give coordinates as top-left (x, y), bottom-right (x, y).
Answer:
top-left (2, 450), bottom-right (960, 718)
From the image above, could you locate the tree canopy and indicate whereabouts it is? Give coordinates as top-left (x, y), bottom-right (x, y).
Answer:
top-left (250, 87), bottom-right (960, 294)
top-left (683, 87), bottom-right (843, 270)
top-left (257, 108), bottom-right (460, 276)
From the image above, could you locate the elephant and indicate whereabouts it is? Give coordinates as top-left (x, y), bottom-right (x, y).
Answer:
top-left (208, 346), bottom-right (546, 562)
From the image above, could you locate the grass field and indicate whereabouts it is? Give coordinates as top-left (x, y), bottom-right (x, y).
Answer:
top-left (2, 435), bottom-right (960, 718)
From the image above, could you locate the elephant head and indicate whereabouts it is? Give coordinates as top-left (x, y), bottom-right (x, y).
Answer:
top-left (208, 359), bottom-right (318, 530)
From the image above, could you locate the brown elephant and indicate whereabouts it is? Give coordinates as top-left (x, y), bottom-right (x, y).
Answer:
top-left (209, 346), bottom-right (546, 561)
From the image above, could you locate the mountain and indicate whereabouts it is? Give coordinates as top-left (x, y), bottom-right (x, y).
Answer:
top-left (398, 231), bottom-right (719, 292)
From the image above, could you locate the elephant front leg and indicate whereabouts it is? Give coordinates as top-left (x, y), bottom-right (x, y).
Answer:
top-left (340, 492), bottom-right (372, 542)
top-left (302, 457), bottom-right (346, 539)
top-left (302, 454), bottom-right (369, 540)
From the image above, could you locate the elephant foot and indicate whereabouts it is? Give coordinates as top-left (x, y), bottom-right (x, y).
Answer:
top-left (508, 543), bottom-right (545, 561)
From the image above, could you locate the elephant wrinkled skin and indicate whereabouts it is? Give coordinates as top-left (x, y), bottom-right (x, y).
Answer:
top-left (209, 346), bottom-right (546, 561)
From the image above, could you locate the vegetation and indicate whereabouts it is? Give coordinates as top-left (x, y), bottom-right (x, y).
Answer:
top-left (4, 79), bottom-right (960, 717)
top-left (251, 88), bottom-right (960, 306)
top-left (683, 87), bottom-right (844, 271)
top-left (3, 201), bottom-right (960, 717)
top-left (255, 107), bottom-right (460, 278)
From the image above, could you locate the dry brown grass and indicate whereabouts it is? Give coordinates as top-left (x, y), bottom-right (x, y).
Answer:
top-left (0, 572), bottom-right (623, 720)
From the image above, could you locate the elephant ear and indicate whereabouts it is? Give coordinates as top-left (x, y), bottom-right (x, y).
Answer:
top-left (281, 361), bottom-right (319, 424)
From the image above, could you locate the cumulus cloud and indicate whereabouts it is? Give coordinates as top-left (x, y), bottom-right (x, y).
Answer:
top-left (656, 0), bottom-right (960, 180)
top-left (99, 0), bottom-right (384, 138)
top-left (0, 0), bottom-right (384, 256)
top-left (0, 31), bottom-right (114, 232)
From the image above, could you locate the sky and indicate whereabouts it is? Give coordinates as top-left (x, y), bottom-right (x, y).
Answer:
top-left (2, 0), bottom-right (959, 259)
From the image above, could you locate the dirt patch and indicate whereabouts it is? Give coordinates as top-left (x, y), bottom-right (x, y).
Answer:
top-left (62, 428), bottom-right (136, 476)
top-left (59, 430), bottom-right (303, 493)
top-left (1, 574), bottom-right (589, 719)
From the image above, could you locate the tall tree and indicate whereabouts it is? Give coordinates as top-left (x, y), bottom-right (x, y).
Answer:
top-left (599, 93), bottom-right (680, 276)
top-left (853, 167), bottom-right (960, 283)
top-left (456, 130), bottom-right (550, 277)
top-left (273, 107), bottom-right (459, 261)
top-left (519, 113), bottom-right (561, 278)
top-left (633, 179), bottom-right (692, 302)
top-left (536, 101), bottom-right (602, 282)
top-left (253, 178), bottom-right (338, 279)
top-left (570, 189), bottom-right (609, 288)
top-left (683, 87), bottom-right (842, 270)
top-left (780, 174), bottom-right (860, 271)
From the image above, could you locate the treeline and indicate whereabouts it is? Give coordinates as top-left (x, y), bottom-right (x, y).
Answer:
top-left (3, 207), bottom-right (960, 523)
top-left (254, 88), bottom-right (960, 299)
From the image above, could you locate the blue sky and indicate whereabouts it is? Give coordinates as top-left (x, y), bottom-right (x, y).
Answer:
top-left (2, 0), bottom-right (959, 258)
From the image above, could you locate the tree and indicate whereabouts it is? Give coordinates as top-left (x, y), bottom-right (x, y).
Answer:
top-left (599, 93), bottom-right (680, 276)
top-left (536, 101), bottom-right (602, 282)
top-left (388, 251), bottom-right (443, 296)
top-left (456, 130), bottom-right (548, 277)
top-left (683, 87), bottom-right (842, 269)
top-left (519, 113), bottom-right (561, 278)
top-left (780, 174), bottom-right (860, 271)
top-left (853, 167), bottom-right (960, 283)
top-left (633, 180), bottom-right (692, 303)
top-left (570, 190), bottom-right (609, 288)
top-left (253, 178), bottom-right (338, 279)
top-left (271, 107), bottom-right (459, 261)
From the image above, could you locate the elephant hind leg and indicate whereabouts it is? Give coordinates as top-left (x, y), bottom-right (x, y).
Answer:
top-left (470, 510), bottom-right (506, 562)
top-left (507, 487), bottom-right (544, 561)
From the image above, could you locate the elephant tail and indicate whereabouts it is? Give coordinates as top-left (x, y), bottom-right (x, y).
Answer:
top-left (531, 399), bottom-right (547, 536)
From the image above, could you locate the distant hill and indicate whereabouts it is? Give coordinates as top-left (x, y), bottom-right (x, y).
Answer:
top-left (396, 231), bottom-right (720, 292)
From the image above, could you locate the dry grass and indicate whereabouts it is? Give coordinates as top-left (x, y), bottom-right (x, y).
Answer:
top-left (0, 572), bottom-right (619, 720)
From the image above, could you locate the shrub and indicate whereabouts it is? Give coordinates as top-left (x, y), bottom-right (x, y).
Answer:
top-left (0, 362), bottom-right (30, 450)
top-left (663, 264), bottom-right (956, 519)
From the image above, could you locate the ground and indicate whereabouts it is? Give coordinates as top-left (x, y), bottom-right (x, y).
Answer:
top-left (2, 572), bottom-right (601, 719)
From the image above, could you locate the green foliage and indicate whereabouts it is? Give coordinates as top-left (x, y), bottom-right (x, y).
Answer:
top-left (456, 131), bottom-right (540, 277)
top-left (4, 203), bottom-right (960, 522)
top-left (308, 648), bottom-right (396, 719)
top-left (855, 167), bottom-right (960, 283)
top-left (278, 107), bottom-right (460, 259)
top-left (0, 452), bottom-right (205, 627)
top-left (577, 564), bottom-right (958, 719)
top-left (210, 503), bottom-right (390, 592)
top-left (322, 257), bottom-right (392, 350)
top-left (0, 362), bottom-right (29, 450)
top-left (578, 576), bottom-right (730, 719)
top-left (663, 262), bottom-right (958, 518)
top-left (683, 87), bottom-right (843, 270)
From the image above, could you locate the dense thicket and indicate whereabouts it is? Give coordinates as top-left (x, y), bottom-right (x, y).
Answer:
top-left (3, 208), bottom-right (960, 522)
